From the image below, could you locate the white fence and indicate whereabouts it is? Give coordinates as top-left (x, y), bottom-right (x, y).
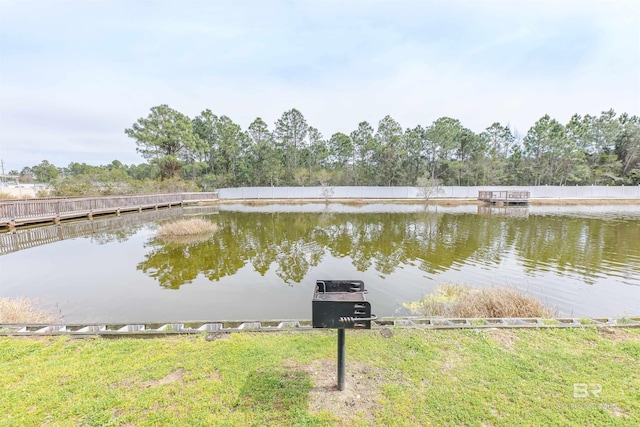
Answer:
top-left (218, 185), bottom-right (640, 200)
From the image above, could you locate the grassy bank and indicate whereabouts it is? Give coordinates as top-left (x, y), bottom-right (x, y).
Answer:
top-left (2, 328), bottom-right (639, 426)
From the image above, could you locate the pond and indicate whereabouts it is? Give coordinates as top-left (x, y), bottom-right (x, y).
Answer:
top-left (1, 203), bottom-right (639, 323)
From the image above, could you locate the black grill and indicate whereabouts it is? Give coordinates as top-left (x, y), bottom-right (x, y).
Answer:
top-left (312, 280), bottom-right (375, 329)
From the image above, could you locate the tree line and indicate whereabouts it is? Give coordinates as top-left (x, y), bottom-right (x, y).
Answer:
top-left (14, 106), bottom-right (640, 195)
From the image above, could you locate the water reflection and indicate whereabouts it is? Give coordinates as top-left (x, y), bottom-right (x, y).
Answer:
top-left (136, 209), bottom-right (640, 289)
top-left (477, 205), bottom-right (529, 218)
top-left (0, 207), bottom-right (214, 255)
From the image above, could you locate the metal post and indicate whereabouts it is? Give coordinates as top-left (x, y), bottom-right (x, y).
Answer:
top-left (337, 328), bottom-right (346, 390)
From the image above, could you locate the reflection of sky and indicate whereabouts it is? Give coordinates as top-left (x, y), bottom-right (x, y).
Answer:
top-left (1, 206), bottom-right (639, 322)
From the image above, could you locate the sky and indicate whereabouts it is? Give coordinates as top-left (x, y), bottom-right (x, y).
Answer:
top-left (0, 0), bottom-right (639, 172)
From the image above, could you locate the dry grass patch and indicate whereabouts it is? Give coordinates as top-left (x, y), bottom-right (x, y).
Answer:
top-left (453, 287), bottom-right (553, 318)
top-left (141, 369), bottom-right (186, 388)
top-left (306, 359), bottom-right (384, 424)
top-left (437, 351), bottom-right (466, 373)
top-left (0, 297), bottom-right (60, 323)
top-left (484, 329), bottom-right (519, 351)
top-left (597, 326), bottom-right (635, 342)
top-left (277, 357), bottom-right (385, 424)
top-left (405, 284), bottom-right (554, 318)
top-left (156, 218), bottom-right (218, 239)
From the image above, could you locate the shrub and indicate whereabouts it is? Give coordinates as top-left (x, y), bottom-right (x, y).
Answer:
top-left (157, 218), bottom-right (218, 239)
top-left (145, 177), bottom-right (200, 194)
top-left (0, 298), bottom-right (60, 323)
top-left (405, 284), bottom-right (554, 318)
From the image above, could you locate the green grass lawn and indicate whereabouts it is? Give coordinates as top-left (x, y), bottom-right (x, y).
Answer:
top-left (1, 327), bottom-right (638, 426)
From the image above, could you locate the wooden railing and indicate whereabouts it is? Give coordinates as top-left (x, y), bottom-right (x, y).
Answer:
top-left (0, 192), bottom-right (217, 225)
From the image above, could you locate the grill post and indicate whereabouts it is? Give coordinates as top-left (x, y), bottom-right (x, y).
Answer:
top-left (337, 328), bottom-right (346, 390)
top-left (312, 279), bottom-right (375, 391)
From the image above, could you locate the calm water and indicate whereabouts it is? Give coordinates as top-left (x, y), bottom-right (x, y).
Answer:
top-left (1, 204), bottom-right (639, 322)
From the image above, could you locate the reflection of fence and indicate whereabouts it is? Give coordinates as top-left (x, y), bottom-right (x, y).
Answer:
top-left (0, 206), bottom-right (219, 255)
top-left (218, 186), bottom-right (640, 199)
top-left (181, 206), bottom-right (222, 216)
top-left (478, 190), bottom-right (530, 204)
top-left (0, 193), bottom-right (217, 229)
top-left (477, 206), bottom-right (530, 218)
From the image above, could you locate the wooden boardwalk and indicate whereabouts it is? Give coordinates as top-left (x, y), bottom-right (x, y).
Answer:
top-left (478, 190), bottom-right (530, 205)
top-left (0, 193), bottom-right (217, 230)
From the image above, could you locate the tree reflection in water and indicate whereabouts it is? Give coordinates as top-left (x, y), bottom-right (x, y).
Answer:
top-left (137, 210), bottom-right (640, 289)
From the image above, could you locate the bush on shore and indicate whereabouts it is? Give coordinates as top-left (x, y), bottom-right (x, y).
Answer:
top-left (405, 284), bottom-right (555, 318)
top-left (0, 297), bottom-right (60, 323)
top-left (156, 218), bottom-right (218, 239)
